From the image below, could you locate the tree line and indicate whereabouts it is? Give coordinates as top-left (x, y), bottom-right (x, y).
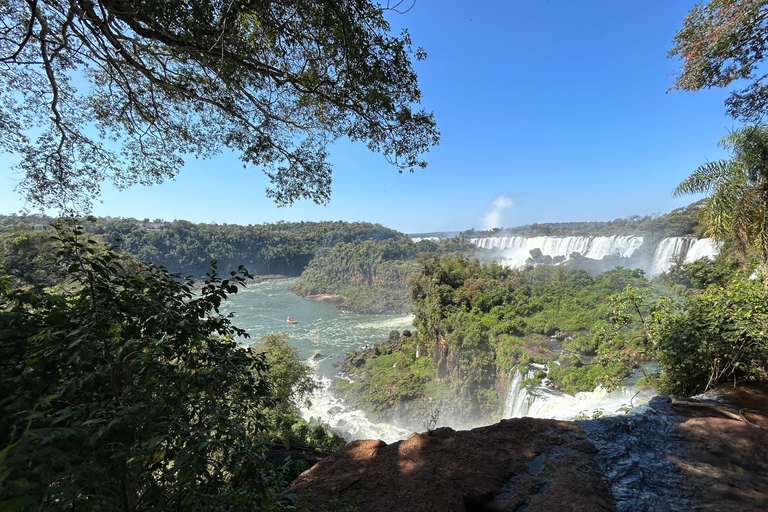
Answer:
top-left (464, 201), bottom-right (706, 238)
top-left (0, 214), bottom-right (406, 286)
top-left (290, 237), bottom-right (473, 314)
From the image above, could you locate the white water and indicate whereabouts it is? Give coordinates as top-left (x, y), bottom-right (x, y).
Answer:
top-left (469, 235), bottom-right (644, 269)
top-left (649, 237), bottom-right (692, 276)
top-left (504, 365), bottom-right (656, 421)
top-left (684, 238), bottom-right (720, 263)
top-left (503, 367), bottom-right (535, 418)
top-left (301, 376), bottom-right (411, 444)
top-left (220, 279), bottom-right (415, 443)
top-left (468, 235), bottom-right (720, 277)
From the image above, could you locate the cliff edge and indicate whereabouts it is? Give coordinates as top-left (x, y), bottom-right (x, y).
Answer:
top-left (285, 393), bottom-right (768, 511)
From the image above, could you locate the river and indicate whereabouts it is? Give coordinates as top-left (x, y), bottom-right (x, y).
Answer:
top-left (221, 278), bottom-right (656, 443)
top-left (220, 278), bottom-right (415, 442)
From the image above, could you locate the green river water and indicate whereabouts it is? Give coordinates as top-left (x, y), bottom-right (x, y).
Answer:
top-left (220, 278), bottom-right (415, 442)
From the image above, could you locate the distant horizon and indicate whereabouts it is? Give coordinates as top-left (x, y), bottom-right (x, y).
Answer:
top-left (1, 198), bottom-right (699, 236)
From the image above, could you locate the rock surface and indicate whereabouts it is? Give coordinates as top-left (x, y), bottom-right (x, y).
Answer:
top-left (287, 418), bottom-right (614, 511)
top-left (286, 390), bottom-right (768, 511)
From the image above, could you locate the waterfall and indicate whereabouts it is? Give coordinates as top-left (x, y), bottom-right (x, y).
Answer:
top-left (470, 235), bottom-right (645, 262)
top-left (684, 238), bottom-right (720, 264)
top-left (468, 235), bottom-right (644, 269)
top-left (468, 235), bottom-right (720, 277)
top-left (504, 365), bottom-right (656, 421)
top-left (504, 366), bottom-right (535, 418)
top-left (649, 237), bottom-right (691, 275)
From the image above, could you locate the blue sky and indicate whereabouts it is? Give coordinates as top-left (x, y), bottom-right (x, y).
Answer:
top-left (0, 1), bottom-right (739, 233)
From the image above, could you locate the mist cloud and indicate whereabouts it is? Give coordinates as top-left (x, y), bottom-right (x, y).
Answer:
top-left (482, 195), bottom-right (514, 230)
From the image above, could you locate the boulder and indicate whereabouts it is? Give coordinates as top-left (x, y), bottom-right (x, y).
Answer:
top-left (285, 418), bottom-right (614, 511)
top-left (286, 389), bottom-right (768, 511)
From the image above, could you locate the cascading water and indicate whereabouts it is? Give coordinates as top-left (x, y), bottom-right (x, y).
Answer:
top-left (503, 366), bottom-right (535, 418)
top-left (301, 375), bottom-right (411, 444)
top-left (468, 235), bottom-right (644, 269)
top-left (684, 238), bottom-right (720, 263)
top-left (649, 237), bottom-right (692, 275)
top-left (504, 364), bottom-right (656, 421)
top-left (468, 235), bottom-right (719, 277)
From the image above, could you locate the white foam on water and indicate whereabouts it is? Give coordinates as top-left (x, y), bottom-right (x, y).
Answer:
top-left (300, 376), bottom-right (412, 444)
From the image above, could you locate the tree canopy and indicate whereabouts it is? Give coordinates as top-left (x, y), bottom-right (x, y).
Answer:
top-left (0, 0), bottom-right (438, 212)
top-left (670, 0), bottom-right (768, 121)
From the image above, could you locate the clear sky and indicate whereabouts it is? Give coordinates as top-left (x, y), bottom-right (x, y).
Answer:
top-left (0, 1), bottom-right (740, 233)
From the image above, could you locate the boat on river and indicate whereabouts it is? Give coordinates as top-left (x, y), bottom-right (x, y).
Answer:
top-left (286, 316), bottom-right (297, 324)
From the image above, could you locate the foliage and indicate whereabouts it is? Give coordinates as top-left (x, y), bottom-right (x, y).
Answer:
top-left (0, 225), bottom-right (299, 511)
top-left (340, 255), bottom-right (656, 423)
top-left (598, 277), bottom-right (768, 395)
top-left (0, 215), bottom-right (406, 278)
top-left (255, 334), bottom-right (318, 413)
top-left (662, 252), bottom-right (744, 290)
top-left (670, 0), bottom-right (768, 121)
top-left (291, 239), bottom-right (420, 314)
top-left (0, 0), bottom-right (438, 212)
top-left (463, 201), bottom-right (705, 237)
top-left (675, 124), bottom-right (768, 288)
top-left (0, 227), bottom-right (67, 288)
top-left (290, 236), bottom-right (475, 314)
top-left (562, 332), bottom-right (597, 355)
top-left (252, 334), bottom-right (344, 450)
top-left (652, 278), bottom-right (768, 395)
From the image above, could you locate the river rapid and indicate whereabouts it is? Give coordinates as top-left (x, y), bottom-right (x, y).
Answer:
top-left (220, 278), bottom-right (415, 442)
top-left (222, 278), bottom-right (656, 443)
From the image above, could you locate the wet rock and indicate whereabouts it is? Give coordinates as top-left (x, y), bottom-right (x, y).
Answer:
top-left (580, 396), bottom-right (697, 511)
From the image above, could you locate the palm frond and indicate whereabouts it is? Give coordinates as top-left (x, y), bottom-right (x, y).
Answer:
top-left (674, 160), bottom-right (737, 196)
top-left (721, 124), bottom-right (768, 183)
top-left (732, 188), bottom-right (764, 256)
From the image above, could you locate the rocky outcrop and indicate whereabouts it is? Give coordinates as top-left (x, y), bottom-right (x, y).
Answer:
top-left (286, 392), bottom-right (768, 511)
top-left (287, 417), bottom-right (614, 511)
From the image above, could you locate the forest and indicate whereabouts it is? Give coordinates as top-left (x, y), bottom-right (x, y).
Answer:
top-left (0, 214), bottom-right (406, 284)
top-left (289, 237), bottom-right (472, 314)
top-left (464, 200), bottom-right (706, 238)
top-left (336, 250), bottom-right (759, 426)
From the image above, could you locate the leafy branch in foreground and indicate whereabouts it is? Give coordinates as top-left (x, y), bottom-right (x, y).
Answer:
top-left (0, 0), bottom-right (439, 212)
top-left (0, 224), bottom-right (294, 510)
top-left (670, 0), bottom-right (768, 121)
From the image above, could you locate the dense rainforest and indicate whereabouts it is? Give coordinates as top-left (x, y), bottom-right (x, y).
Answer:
top-left (289, 237), bottom-right (472, 314)
top-left (0, 223), bottom-right (346, 510)
top-left (0, 214), bottom-right (406, 284)
top-left (2, 205), bottom-right (767, 510)
top-left (5, 0), bottom-right (768, 510)
top-left (336, 250), bottom-right (760, 427)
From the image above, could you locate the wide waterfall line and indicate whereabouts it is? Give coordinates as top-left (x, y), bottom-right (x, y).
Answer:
top-left (466, 235), bottom-right (719, 276)
top-left (468, 235), bottom-right (644, 268)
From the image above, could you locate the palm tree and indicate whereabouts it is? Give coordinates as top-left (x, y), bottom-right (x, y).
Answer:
top-left (675, 124), bottom-right (768, 290)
